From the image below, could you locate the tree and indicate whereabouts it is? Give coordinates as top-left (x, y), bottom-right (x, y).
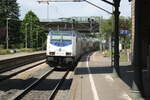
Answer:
top-left (0, 0), bottom-right (19, 27)
top-left (120, 16), bottom-right (131, 30)
top-left (98, 16), bottom-right (132, 50)
top-left (119, 16), bottom-right (132, 49)
top-left (21, 11), bottom-right (46, 49)
top-left (100, 17), bottom-right (113, 39)
top-left (0, 0), bottom-right (20, 48)
top-left (99, 17), bottom-right (113, 50)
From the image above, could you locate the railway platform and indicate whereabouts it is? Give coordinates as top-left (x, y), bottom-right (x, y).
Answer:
top-left (69, 51), bottom-right (142, 100)
top-left (0, 51), bottom-right (45, 61)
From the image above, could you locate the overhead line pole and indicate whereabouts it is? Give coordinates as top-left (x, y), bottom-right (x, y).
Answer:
top-left (113, 0), bottom-right (121, 77)
top-left (83, 0), bottom-right (120, 77)
top-left (6, 18), bottom-right (10, 49)
top-left (25, 23), bottom-right (28, 48)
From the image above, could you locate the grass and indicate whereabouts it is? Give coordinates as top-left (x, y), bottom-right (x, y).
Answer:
top-left (120, 51), bottom-right (128, 62)
top-left (104, 50), bottom-right (112, 57)
top-left (19, 48), bottom-right (40, 52)
top-left (0, 49), bottom-right (11, 55)
top-left (102, 50), bottom-right (128, 62)
top-left (0, 48), bottom-right (42, 55)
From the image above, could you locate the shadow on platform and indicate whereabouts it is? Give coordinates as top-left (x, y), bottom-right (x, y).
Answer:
top-left (74, 64), bottom-right (150, 99)
top-left (75, 65), bottom-right (134, 87)
top-left (0, 77), bottom-right (72, 91)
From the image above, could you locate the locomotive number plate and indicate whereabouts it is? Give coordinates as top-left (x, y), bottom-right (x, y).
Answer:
top-left (55, 52), bottom-right (66, 56)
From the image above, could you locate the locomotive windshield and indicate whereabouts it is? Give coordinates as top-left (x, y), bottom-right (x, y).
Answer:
top-left (51, 31), bottom-right (73, 36)
top-left (50, 31), bottom-right (73, 47)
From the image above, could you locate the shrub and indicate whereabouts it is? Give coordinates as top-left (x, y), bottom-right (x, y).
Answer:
top-left (19, 48), bottom-right (38, 52)
top-left (0, 49), bottom-right (11, 55)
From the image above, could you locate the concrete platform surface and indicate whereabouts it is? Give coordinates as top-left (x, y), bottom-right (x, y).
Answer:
top-left (69, 51), bottom-right (136, 100)
top-left (0, 51), bottom-right (45, 61)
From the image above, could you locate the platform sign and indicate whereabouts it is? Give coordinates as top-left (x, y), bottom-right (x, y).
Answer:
top-left (120, 29), bottom-right (130, 35)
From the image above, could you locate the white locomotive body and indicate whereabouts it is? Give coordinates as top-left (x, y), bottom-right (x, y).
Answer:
top-left (46, 30), bottom-right (99, 68)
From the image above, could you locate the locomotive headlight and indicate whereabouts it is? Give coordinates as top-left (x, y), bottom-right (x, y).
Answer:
top-left (49, 52), bottom-right (55, 56)
top-left (66, 52), bottom-right (72, 56)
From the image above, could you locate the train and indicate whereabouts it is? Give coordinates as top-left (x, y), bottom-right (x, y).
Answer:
top-left (46, 30), bottom-right (99, 68)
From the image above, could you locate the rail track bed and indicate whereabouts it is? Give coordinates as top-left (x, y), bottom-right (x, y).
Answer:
top-left (0, 53), bottom-right (74, 100)
top-left (0, 64), bottom-right (72, 100)
top-left (15, 69), bottom-right (70, 100)
top-left (0, 60), bottom-right (46, 82)
top-left (0, 52), bottom-right (46, 73)
top-left (0, 63), bottom-right (51, 100)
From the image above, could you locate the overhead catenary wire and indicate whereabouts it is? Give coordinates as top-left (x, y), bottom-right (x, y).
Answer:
top-left (84, 0), bottom-right (113, 15)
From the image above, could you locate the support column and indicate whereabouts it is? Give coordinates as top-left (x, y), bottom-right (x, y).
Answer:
top-left (113, 0), bottom-right (121, 78)
top-left (148, 46), bottom-right (150, 80)
top-left (131, 0), bottom-right (144, 98)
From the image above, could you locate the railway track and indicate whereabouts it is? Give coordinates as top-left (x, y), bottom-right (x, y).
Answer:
top-left (48, 70), bottom-right (70, 100)
top-left (0, 52), bottom-right (46, 82)
top-left (0, 60), bottom-right (46, 82)
top-left (0, 53), bottom-right (46, 74)
top-left (0, 52), bottom-right (71, 100)
top-left (8, 69), bottom-right (70, 100)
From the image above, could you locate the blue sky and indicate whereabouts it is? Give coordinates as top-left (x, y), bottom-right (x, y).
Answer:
top-left (17, 0), bottom-right (131, 20)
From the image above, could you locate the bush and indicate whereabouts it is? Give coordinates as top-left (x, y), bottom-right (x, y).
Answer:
top-left (0, 49), bottom-right (11, 55)
top-left (103, 50), bottom-right (111, 57)
top-left (19, 48), bottom-right (40, 52)
top-left (0, 45), bottom-right (5, 49)
top-left (120, 51), bottom-right (128, 62)
top-left (20, 48), bottom-right (34, 52)
top-left (13, 43), bottom-right (24, 49)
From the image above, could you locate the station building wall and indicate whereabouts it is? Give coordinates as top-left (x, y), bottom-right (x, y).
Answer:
top-left (131, 0), bottom-right (150, 66)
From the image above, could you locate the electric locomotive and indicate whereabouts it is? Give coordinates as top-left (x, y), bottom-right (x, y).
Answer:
top-left (46, 30), bottom-right (99, 68)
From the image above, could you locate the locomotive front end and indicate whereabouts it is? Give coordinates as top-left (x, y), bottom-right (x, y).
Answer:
top-left (46, 30), bottom-right (76, 67)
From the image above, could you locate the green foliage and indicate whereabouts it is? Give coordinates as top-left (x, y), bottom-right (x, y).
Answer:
top-left (120, 35), bottom-right (131, 49)
top-left (0, 0), bottom-right (20, 48)
top-left (0, 49), bottom-right (11, 55)
top-left (119, 16), bottom-right (132, 49)
top-left (99, 16), bottom-right (132, 49)
top-left (100, 16), bottom-right (131, 37)
top-left (21, 11), bottom-right (46, 49)
top-left (0, 0), bottom-right (19, 27)
top-left (120, 16), bottom-right (132, 30)
top-left (103, 50), bottom-right (112, 57)
top-left (120, 51), bottom-right (128, 62)
top-left (101, 17), bottom-right (113, 38)
top-left (19, 48), bottom-right (37, 52)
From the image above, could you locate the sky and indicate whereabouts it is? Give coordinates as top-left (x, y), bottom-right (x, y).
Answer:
top-left (17, 0), bottom-right (131, 20)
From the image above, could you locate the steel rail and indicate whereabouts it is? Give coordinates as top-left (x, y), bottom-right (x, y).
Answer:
top-left (0, 53), bottom-right (45, 65)
top-left (0, 54), bottom-right (45, 74)
top-left (9, 68), bottom-right (55, 100)
top-left (48, 69), bottom-right (70, 100)
top-left (0, 60), bottom-right (46, 82)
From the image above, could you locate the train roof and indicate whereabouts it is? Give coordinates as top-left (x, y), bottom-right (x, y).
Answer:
top-left (49, 30), bottom-right (77, 33)
top-left (48, 30), bottom-right (78, 35)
